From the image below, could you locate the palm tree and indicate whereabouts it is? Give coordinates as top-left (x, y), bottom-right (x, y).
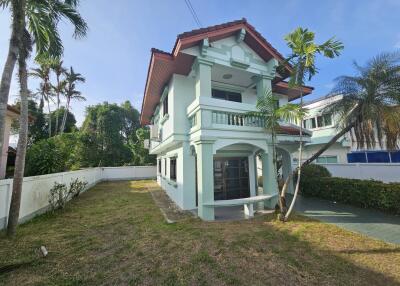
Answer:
top-left (30, 64), bottom-right (54, 137)
top-left (283, 28), bottom-right (343, 220)
top-left (248, 91), bottom-right (306, 219)
top-left (0, 0), bottom-right (87, 176)
top-left (51, 59), bottom-right (67, 135)
top-left (303, 52), bottom-right (400, 165)
top-left (4, 0), bottom-right (87, 237)
top-left (6, 0), bottom-right (31, 237)
top-left (60, 67), bottom-right (85, 134)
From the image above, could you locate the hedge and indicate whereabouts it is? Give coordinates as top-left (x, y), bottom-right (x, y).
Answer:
top-left (301, 177), bottom-right (400, 215)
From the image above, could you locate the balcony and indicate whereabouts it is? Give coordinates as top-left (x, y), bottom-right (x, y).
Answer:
top-left (187, 97), bottom-right (265, 132)
top-left (211, 111), bottom-right (264, 127)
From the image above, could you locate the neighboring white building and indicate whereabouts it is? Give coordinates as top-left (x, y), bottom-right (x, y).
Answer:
top-left (140, 19), bottom-right (314, 220)
top-left (0, 105), bottom-right (20, 179)
top-left (296, 94), bottom-right (400, 164)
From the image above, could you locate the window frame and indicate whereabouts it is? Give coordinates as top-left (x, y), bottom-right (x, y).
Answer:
top-left (211, 88), bottom-right (242, 103)
top-left (316, 155), bottom-right (338, 164)
top-left (170, 157), bottom-right (177, 181)
top-left (162, 94), bottom-right (168, 116)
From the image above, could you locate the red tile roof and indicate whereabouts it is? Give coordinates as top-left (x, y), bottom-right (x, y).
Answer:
top-left (140, 19), bottom-right (313, 125)
top-left (277, 125), bottom-right (311, 137)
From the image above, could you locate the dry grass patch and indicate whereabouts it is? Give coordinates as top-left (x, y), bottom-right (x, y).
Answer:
top-left (0, 180), bottom-right (399, 285)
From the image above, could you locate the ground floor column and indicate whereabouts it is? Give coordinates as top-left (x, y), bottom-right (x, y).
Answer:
top-left (261, 145), bottom-right (279, 209)
top-left (195, 140), bottom-right (215, 220)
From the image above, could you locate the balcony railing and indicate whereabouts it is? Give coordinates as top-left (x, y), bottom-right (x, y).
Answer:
top-left (212, 111), bottom-right (264, 128)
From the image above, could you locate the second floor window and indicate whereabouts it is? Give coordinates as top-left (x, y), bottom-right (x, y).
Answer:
top-left (317, 114), bottom-right (332, 128)
top-left (164, 158), bottom-right (167, 176)
top-left (303, 117), bottom-right (316, 129)
top-left (163, 95), bottom-right (168, 116)
top-left (212, 89), bottom-right (242, 103)
top-left (170, 157), bottom-right (177, 181)
top-left (303, 113), bottom-right (332, 130)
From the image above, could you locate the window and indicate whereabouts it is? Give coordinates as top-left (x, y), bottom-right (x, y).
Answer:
top-left (303, 118), bottom-right (316, 129)
top-left (303, 114), bottom-right (332, 129)
top-left (316, 156), bottom-right (338, 164)
top-left (170, 157), bottom-right (177, 181)
top-left (162, 95), bottom-right (168, 116)
top-left (164, 158), bottom-right (167, 176)
top-left (158, 159), bottom-right (161, 174)
top-left (316, 113), bottom-right (332, 128)
top-left (212, 89), bottom-right (242, 102)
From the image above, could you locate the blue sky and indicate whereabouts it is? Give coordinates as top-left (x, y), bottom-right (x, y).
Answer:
top-left (1, 0), bottom-right (400, 125)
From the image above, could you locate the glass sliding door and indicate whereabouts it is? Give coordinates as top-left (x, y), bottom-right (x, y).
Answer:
top-left (213, 157), bottom-right (250, 200)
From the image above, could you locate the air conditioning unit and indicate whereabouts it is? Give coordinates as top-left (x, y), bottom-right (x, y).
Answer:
top-left (143, 139), bottom-right (150, 149)
top-left (150, 125), bottom-right (158, 140)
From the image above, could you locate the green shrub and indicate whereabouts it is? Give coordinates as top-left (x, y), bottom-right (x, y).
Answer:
top-left (300, 164), bottom-right (331, 178)
top-left (25, 133), bottom-right (79, 176)
top-left (48, 179), bottom-right (88, 211)
top-left (301, 177), bottom-right (400, 214)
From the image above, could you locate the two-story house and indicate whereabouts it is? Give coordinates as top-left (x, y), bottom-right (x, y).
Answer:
top-left (140, 19), bottom-right (313, 221)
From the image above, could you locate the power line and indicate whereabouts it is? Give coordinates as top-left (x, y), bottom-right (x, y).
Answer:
top-left (184, 0), bottom-right (202, 28)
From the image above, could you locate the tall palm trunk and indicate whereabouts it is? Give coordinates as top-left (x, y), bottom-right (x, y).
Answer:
top-left (7, 0), bottom-right (28, 237)
top-left (0, 6), bottom-right (21, 168)
top-left (54, 75), bottom-right (60, 135)
top-left (47, 99), bottom-right (52, 137)
top-left (60, 97), bottom-right (70, 134)
top-left (284, 70), bottom-right (304, 221)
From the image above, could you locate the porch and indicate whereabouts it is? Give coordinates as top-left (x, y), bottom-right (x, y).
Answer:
top-left (192, 139), bottom-right (296, 221)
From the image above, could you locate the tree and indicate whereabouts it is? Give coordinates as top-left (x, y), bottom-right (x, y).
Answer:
top-left (247, 91), bottom-right (305, 219)
top-left (4, 0), bottom-right (87, 237)
top-left (0, 0), bottom-right (87, 172)
top-left (7, 0), bottom-right (31, 236)
top-left (121, 100), bottom-right (140, 144)
top-left (303, 52), bottom-right (400, 165)
top-left (130, 127), bottom-right (156, 166)
top-left (25, 133), bottom-right (78, 176)
top-left (30, 63), bottom-right (53, 137)
top-left (60, 67), bottom-right (85, 134)
top-left (50, 106), bottom-right (77, 134)
top-left (283, 27), bottom-right (343, 220)
top-left (78, 102), bottom-right (133, 167)
top-left (51, 59), bottom-right (67, 135)
top-left (11, 99), bottom-right (47, 145)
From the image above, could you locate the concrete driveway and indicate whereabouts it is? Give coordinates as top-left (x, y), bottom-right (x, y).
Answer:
top-left (292, 195), bottom-right (400, 245)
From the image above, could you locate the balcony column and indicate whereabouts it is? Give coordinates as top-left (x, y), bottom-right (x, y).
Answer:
top-left (195, 139), bottom-right (215, 220)
top-left (194, 58), bottom-right (213, 128)
top-left (261, 145), bottom-right (279, 209)
top-left (256, 74), bottom-right (273, 99)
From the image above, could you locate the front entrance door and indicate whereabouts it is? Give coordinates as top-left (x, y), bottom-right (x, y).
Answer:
top-left (214, 157), bottom-right (250, 200)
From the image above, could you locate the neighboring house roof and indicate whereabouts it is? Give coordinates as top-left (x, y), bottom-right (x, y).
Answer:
top-left (303, 93), bottom-right (342, 107)
top-left (140, 18), bottom-right (313, 125)
top-left (7, 105), bottom-right (21, 117)
top-left (7, 104), bottom-right (35, 121)
top-left (277, 125), bottom-right (312, 137)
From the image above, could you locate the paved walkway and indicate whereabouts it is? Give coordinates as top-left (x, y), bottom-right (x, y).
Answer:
top-left (291, 195), bottom-right (400, 245)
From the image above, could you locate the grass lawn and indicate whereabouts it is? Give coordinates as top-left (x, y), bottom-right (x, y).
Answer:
top-left (1, 180), bottom-right (399, 285)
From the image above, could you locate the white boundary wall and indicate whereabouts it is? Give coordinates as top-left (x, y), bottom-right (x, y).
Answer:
top-left (0, 166), bottom-right (156, 230)
top-left (316, 163), bottom-right (400, 183)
